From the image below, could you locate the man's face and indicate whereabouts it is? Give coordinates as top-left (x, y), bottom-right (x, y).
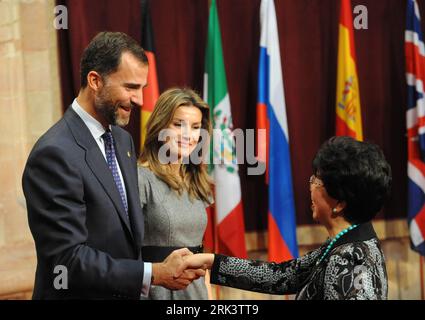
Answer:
top-left (94, 52), bottom-right (148, 127)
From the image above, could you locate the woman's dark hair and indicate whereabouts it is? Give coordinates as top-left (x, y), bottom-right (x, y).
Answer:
top-left (312, 136), bottom-right (392, 224)
top-left (80, 31), bottom-right (148, 88)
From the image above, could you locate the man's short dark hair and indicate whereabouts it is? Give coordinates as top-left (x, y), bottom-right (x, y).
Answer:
top-left (312, 136), bottom-right (392, 224)
top-left (80, 31), bottom-right (148, 88)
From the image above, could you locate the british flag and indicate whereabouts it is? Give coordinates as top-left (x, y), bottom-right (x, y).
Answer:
top-left (406, 0), bottom-right (425, 255)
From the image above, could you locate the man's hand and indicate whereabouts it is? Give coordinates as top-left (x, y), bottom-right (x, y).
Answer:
top-left (151, 248), bottom-right (206, 290)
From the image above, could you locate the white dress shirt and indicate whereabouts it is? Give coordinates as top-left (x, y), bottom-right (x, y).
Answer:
top-left (72, 99), bottom-right (151, 297)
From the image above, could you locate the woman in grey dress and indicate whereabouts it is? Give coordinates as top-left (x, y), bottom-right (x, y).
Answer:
top-left (138, 87), bottom-right (213, 300)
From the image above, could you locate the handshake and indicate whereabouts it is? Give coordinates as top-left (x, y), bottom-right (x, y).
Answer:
top-left (151, 248), bottom-right (215, 290)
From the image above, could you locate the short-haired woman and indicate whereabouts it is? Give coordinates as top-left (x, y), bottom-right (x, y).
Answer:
top-left (184, 136), bottom-right (391, 300)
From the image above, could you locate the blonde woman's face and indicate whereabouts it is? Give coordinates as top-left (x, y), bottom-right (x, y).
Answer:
top-left (166, 105), bottom-right (203, 159)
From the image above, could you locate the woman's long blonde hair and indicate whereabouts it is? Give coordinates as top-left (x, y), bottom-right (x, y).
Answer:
top-left (139, 87), bottom-right (213, 204)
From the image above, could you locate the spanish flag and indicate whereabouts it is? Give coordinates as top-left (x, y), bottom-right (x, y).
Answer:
top-left (141, 0), bottom-right (159, 150)
top-left (336, 0), bottom-right (363, 141)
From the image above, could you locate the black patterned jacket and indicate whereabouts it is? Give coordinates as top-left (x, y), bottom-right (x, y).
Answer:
top-left (210, 222), bottom-right (387, 300)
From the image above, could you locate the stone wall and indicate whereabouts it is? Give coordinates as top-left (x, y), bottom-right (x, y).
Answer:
top-left (0, 0), bottom-right (61, 298)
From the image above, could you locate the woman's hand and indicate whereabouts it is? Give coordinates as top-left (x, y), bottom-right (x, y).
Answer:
top-left (184, 253), bottom-right (214, 270)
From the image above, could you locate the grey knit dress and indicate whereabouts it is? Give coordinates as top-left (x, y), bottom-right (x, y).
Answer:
top-left (138, 166), bottom-right (209, 300)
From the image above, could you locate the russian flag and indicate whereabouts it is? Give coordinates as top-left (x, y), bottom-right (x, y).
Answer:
top-left (257, 0), bottom-right (298, 262)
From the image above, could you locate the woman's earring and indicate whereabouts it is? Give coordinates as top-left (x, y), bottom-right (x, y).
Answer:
top-left (332, 208), bottom-right (338, 214)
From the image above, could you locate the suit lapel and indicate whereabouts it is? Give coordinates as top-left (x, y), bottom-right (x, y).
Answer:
top-left (64, 108), bottom-right (134, 240)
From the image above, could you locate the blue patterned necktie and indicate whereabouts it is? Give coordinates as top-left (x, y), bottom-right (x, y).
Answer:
top-left (102, 130), bottom-right (129, 218)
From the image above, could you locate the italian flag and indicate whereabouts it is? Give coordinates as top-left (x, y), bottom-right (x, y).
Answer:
top-left (203, 0), bottom-right (247, 258)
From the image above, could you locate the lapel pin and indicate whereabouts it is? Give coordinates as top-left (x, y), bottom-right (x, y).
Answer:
top-left (127, 151), bottom-right (131, 158)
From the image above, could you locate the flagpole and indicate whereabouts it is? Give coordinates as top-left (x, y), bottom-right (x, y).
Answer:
top-left (213, 202), bottom-right (220, 300)
top-left (420, 254), bottom-right (424, 300)
top-left (208, 0), bottom-right (218, 300)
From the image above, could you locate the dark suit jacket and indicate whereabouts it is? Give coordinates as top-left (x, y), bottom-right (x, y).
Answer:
top-left (22, 107), bottom-right (145, 299)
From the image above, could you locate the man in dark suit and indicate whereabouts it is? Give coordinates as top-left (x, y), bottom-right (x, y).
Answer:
top-left (22, 32), bottom-right (203, 299)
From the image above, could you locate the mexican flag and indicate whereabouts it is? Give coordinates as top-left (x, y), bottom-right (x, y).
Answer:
top-left (203, 0), bottom-right (247, 258)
